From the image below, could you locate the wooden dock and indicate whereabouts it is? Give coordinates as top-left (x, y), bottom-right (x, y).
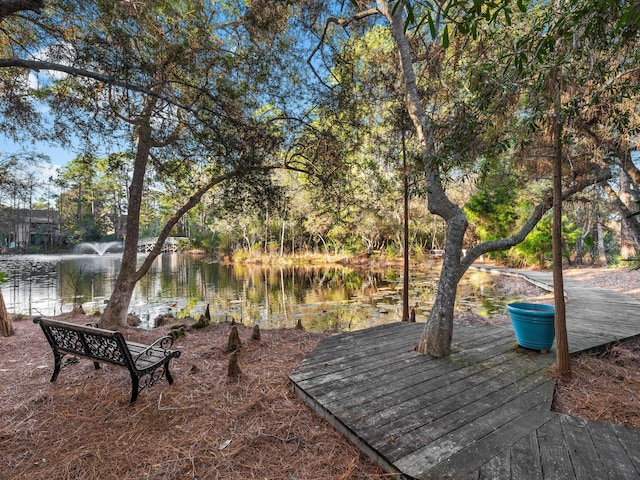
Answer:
top-left (290, 270), bottom-right (640, 479)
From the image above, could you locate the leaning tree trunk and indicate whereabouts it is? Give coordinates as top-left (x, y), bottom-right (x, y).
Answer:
top-left (0, 289), bottom-right (14, 337)
top-left (416, 210), bottom-right (468, 356)
top-left (384, 1), bottom-right (469, 357)
top-left (97, 95), bottom-right (239, 330)
top-left (99, 102), bottom-right (155, 330)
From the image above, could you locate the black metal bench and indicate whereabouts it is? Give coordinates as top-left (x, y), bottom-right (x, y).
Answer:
top-left (33, 317), bottom-right (181, 404)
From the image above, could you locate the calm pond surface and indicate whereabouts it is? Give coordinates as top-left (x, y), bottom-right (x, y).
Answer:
top-left (0, 252), bottom-right (520, 332)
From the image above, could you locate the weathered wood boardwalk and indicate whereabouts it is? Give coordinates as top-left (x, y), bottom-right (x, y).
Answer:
top-left (290, 269), bottom-right (640, 479)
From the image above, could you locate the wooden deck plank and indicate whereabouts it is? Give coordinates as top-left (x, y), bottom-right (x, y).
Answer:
top-left (351, 351), bottom-right (550, 438)
top-left (289, 268), bottom-right (640, 480)
top-left (559, 414), bottom-right (608, 479)
top-left (295, 347), bottom-right (421, 395)
top-left (610, 423), bottom-right (640, 474)
top-left (585, 419), bottom-right (640, 480)
top-left (291, 323), bottom-right (511, 387)
top-left (391, 380), bottom-right (555, 474)
top-left (433, 405), bottom-right (550, 480)
top-left (536, 416), bottom-right (577, 480)
top-left (509, 432), bottom-right (544, 480)
top-left (322, 334), bottom-right (521, 416)
top-left (477, 448), bottom-right (510, 480)
top-left (292, 323), bottom-right (511, 382)
top-left (290, 324), bottom-right (422, 379)
top-left (414, 386), bottom-right (554, 479)
top-left (292, 324), bottom-right (514, 400)
top-left (565, 317), bottom-right (639, 339)
top-left (567, 332), bottom-right (633, 355)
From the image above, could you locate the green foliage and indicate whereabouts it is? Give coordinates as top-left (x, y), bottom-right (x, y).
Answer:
top-left (465, 159), bottom-right (519, 260)
top-left (55, 154), bottom-right (115, 244)
top-left (513, 215), bottom-right (553, 267)
top-left (188, 228), bottom-right (220, 252)
top-left (383, 244), bottom-right (400, 259)
top-left (412, 245), bottom-right (426, 262)
top-left (513, 214), bottom-right (582, 268)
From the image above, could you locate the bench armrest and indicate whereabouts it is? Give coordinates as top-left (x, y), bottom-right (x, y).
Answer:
top-left (133, 335), bottom-right (175, 362)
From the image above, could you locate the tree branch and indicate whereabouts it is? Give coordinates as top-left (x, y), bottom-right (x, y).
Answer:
top-left (0, 58), bottom-right (226, 124)
top-left (134, 169), bottom-right (239, 280)
top-left (460, 166), bottom-right (612, 269)
top-left (602, 181), bottom-right (640, 245)
top-left (307, 7), bottom-right (380, 86)
top-left (0, 0), bottom-right (43, 21)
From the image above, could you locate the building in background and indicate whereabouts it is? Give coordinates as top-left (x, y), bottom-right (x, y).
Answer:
top-left (0, 208), bottom-right (60, 252)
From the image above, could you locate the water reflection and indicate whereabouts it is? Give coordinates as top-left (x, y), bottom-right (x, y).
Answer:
top-left (0, 253), bottom-right (519, 332)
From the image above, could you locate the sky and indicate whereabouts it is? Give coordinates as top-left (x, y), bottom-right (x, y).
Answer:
top-left (0, 136), bottom-right (74, 167)
top-left (0, 135), bottom-right (69, 192)
top-left (0, 133), bottom-right (73, 204)
top-left (0, 62), bottom-right (75, 178)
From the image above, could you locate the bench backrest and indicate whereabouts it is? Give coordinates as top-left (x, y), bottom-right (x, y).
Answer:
top-left (34, 317), bottom-right (133, 367)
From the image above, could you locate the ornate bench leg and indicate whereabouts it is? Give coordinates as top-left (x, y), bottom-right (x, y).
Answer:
top-left (129, 374), bottom-right (140, 404)
top-left (164, 361), bottom-right (175, 385)
top-left (51, 351), bottom-right (63, 382)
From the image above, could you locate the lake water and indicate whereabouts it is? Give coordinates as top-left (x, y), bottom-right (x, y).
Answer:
top-left (0, 253), bottom-right (517, 332)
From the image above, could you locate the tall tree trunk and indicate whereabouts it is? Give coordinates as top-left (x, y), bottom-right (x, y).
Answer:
top-left (575, 233), bottom-right (583, 266)
top-left (575, 207), bottom-right (591, 267)
top-left (620, 168), bottom-right (636, 259)
top-left (0, 289), bottom-right (14, 337)
top-left (551, 63), bottom-right (570, 378)
top-left (597, 218), bottom-right (607, 265)
top-left (99, 101), bottom-right (155, 330)
top-left (280, 216), bottom-right (285, 258)
top-left (97, 100), bottom-right (238, 330)
top-left (402, 127), bottom-right (410, 322)
top-left (384, 1), bottom-right (468, 356)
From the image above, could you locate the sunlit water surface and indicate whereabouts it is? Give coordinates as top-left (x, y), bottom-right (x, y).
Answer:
top-left (0, 253), bottom-right (520, 332)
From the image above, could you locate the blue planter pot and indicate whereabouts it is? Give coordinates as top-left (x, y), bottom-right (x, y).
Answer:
top-left (506, 302), bottom-right (555, 351)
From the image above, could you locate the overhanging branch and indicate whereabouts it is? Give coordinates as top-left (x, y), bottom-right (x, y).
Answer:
top-left (0, 58), bottom-right (228, 126)
top-left (0, 0), bottom-right (43, 21)
top-left (461, 166), bottom-right (612, 269)
top-left (132, 161), bottom-right (310, 280)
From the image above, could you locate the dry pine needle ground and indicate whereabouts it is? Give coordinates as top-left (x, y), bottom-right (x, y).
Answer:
top-left (553, 337), bottom-right (640, 429)
top-left (0, 318), bottom-right (389, 480)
